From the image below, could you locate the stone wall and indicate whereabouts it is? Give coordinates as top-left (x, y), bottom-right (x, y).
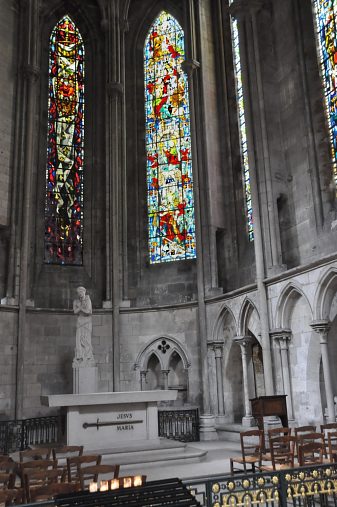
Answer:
top-left (0, 308), bottom-right (17, 418)
top-left (0, 0), bottom-right (17, 227)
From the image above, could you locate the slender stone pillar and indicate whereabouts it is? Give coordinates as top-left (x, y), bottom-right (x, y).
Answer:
top-left (101, 0), bottom-right (125, 389)
top-left (270, 329), bottom-right (294, 421)
top-left (161, 370), bottom-right (170, 391)
top-left (310, 321), bottom-right (335, 423)
top-left (208, 341), bottom-right (225, 422)
top-left (14, 0), bottom-right (40, 418)
top-left (234, 336), bottom-right (255, 426)
top-left (229, 0), bottom-right (274, 396)
top-left (182, 0), bottom-right (217, 441)
top-left (140, 370), bottom-right (148, 391)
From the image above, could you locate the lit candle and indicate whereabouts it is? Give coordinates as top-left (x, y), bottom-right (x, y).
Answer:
top-left (89, 482), bottom-right (98, 493)
top-left (100, 480), bottom-right (109, 491)
top-left (133, 476), bottom-right (143, 487)
top-left (110, 479), bottom-right (119, 490)
top-left (123, 477), bottom-right (132, 488)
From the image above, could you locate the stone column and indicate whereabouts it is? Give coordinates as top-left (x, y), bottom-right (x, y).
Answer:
top-left (140, 370), bottom-right (148, 391)
top-left (271, 329), bottom-right (294, 421)
top-left (310, 321), bottom-right (335, 423)
top-left (208, 341), bottom-right (225, 422)
top-left (14, 0), bottom-right (40, 418)
top-left (182, 0), bottom-right (217, 441)
top-left (234, 336), bottom-right (255, 426)
top-left (161, 370), bottom-right (170, 391)
top-left (101, 0), bottom-right (125, 389)
top-left (229, 0), bottom-right (274, 396)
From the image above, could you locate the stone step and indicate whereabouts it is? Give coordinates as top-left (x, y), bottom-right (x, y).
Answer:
top-left (95, 439), bottom-right (207, 467)
top-left (216, 423), bottom-right (258, 442)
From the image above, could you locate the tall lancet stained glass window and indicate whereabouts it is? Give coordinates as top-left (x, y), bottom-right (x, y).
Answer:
top-left (229, 2), bottom-right (254, 241)
top-left (144, 11), bottom-right (196, 263)
top-left (45, 15), bottom-right (85, 264)
top-left (313, 0), bottom-right (337, 184)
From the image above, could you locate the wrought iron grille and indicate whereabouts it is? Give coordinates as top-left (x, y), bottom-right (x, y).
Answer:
top-left (0, 416), bottom-right (62, 454)
top-left (184, 463), bottom-right (337, 507)
top-left (158, 408), bottom-right (200, 442)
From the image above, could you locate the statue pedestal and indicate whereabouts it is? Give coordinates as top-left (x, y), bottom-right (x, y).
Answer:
top-left (73, 365), bottom-right (98, 394)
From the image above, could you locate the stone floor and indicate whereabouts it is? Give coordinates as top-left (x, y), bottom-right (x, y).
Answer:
top-left (101, 439), bottom-right (241, 481)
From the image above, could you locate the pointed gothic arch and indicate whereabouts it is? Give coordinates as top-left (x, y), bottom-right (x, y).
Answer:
top-left (211, 304), bottom-right (238, 343)
top-left (238, 297), bottom-right (260, 338)
top-left (275, 282), bottom-right (313, 329)
top-left (134, 335), bottom-right (191, 372)
top-left (313, 267), bottom-right (337, 321)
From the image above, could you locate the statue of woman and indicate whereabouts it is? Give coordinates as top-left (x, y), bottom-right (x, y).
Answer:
top-left (73, 286), bottom-right (95, 366)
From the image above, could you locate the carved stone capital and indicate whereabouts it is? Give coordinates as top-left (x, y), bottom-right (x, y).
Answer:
top-left (270, 328), bottom-right (292, 349)
top-left (107, 81), bottom-right (124, 97)
top-left (207, 340), bottom-right (225, 358)
top-left (181, 59), bottom-right (200, 76)
top-left (310, 320), bottom-right (331, 344)
top-left (234, 335), bottom-right (253, 354)
top-left (229, 0), bottom-right (264, 19)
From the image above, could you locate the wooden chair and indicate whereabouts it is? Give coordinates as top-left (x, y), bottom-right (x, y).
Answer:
top-left (320, 423), bottom-right (337, 458)
top-left (52, 445), bottom-right (83, 461)
top-left (19, 447), bottom-right (52, 462)
top-left (79, 464), bottom-right (120, 489)
top-left (261, 435), bottom-right (296, 471)
top-left (67, 455), bottom-right (101, 484)
top-left (19, 459), bottom-right (58, 489)
top-left (52, 446), bottom-right (83, 482)
top-left (0, 472), bottom-right (16, 489)
top-left (298, 442), bottom-right (324, 466)
top-left (30, 481), bottom-right (81, 502)
top-left (0, 459), bottom-right (17, 474)
top-left (294, 425), bottom-right (316, 456)
top-left (263, 427), bottom-right (292, 461)
top-left (0, 488), bottom-right (24, 506)
top-left (327, 431), bottom-right (337, 462)
top-left (229, 429), bottom-right (263, 474)
top-left (23, 468), bottom-right (62, 503)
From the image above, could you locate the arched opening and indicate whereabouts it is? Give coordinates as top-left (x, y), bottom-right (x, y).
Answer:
top-left (146, 353), bottom-right (162, 390)
top-left (224, 342), bottom-right (243, 423)
top-left (168, 350), bottom-right (188, 405)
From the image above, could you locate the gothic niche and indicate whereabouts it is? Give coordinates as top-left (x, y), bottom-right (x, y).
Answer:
top-left (135, 337), bottom-right (190, 405)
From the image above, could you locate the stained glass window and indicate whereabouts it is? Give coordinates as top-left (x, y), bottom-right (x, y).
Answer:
top-left (144, 11), bottom-right (196, 263)
top-left (229, 2), bottom-right (254, 241)
top-left (45, 15), bottom-right (85, 264)
top-left (312, 0), bottom-right (337, 184)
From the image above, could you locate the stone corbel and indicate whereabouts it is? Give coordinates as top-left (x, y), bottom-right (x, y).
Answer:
top-left (181, 59), bottom-right (200, 77)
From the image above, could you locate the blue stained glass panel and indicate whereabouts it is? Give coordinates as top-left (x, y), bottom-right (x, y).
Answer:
top-left (144, 11), bottom-right (197, 263)
top-left (229, 7), bottom-right (254, 241)
top-left (313, 0), bottom-right (337, 184)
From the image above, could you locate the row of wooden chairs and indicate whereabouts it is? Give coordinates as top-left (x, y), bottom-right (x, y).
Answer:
top-left (230, 423), bottom-right (337, 474)
top-left (0, 445), bottom-right (120, 504)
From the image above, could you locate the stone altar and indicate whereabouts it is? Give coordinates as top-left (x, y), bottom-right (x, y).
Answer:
top-left (41, 390), bottom-right (178, 451)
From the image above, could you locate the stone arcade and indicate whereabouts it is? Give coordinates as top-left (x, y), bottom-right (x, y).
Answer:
top-left (0, 0), bottom-right (337, 448)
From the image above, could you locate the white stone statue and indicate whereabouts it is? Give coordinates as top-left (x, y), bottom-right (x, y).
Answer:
top-left (73, 286), bottom-right (95, 367)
